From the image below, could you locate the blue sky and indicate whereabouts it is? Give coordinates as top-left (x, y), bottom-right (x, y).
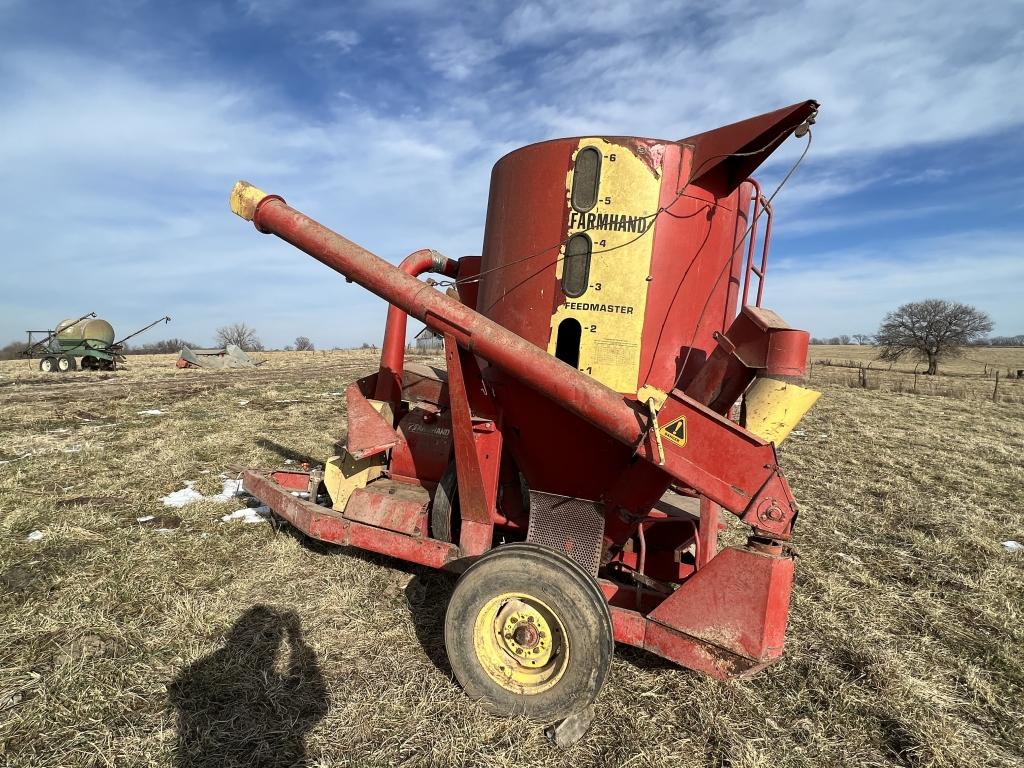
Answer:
top-left (2, 0), bottom-right (1022, 348)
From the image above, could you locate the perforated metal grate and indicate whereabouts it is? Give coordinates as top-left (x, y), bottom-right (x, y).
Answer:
top-left (526, 491), bottom-right (606, 576)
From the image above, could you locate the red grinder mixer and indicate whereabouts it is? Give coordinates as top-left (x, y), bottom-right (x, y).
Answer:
top-left (232, 100), bottom-right (822, 723)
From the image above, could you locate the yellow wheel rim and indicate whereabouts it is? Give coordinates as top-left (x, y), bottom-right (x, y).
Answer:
top-left (473, 592), bottom-right (569, 695)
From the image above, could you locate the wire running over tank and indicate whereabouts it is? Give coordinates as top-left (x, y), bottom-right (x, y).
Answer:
top-left (438, 121), bottom-right (814, 290)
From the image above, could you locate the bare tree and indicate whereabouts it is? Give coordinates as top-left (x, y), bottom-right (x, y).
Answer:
top-left (215, 323), bottom-right (264, 351)
top-left (875, 299), bottom-right (992, 375)
top-left (837, 334), bottom-right (851, 345)
top-left (294, 336), bottom-right (315, 352)
top-left (852, 333), bottom-right (871, 345)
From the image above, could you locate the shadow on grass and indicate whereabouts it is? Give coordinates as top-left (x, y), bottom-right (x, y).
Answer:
top-left (404, 570), bottom-right (457, 678)
top-left (614, 642), bottom-right (679, 671)
top-left (271, 522), bottom-right (458, 679)
top-left (168, 605), bottom-right (328, 768)
top-left (255, 438), bottom-right (320, 468)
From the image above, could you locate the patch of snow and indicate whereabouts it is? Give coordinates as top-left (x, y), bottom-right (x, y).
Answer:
top-left (62, 445), bottom-right (83, 454)
top-left (238, 399), bottom-right (250, 406)
top-left (791, 429), bottom-right (806, 437)
top-left (137, 409), bottom-right (164, 416)
top-left (211, 479), bottom-right (244, 502)
top-left (47, 428), bottom-right (70, 434)
top-left (160, 482), bottom-right (204, 507)
top-left (136, 515), bottom-right (155, 523)
top-left (290, 491), bottom-right (310, 499)
top-left (161, 478), bottom-right (246, 507)
top-left (321, 392), bottom-right (344, 397)
top-left (221, 506), bottom-right (271, 524)
top-left (284, 459), bottom-right (295, 465)
top-left (1002, 540), bottom-right (1022, 553)
top-left (26, 530), bottom-right (45, 542)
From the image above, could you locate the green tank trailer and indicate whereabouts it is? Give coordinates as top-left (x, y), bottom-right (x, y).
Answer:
top-left (23, 312), bottom-right (171, 372)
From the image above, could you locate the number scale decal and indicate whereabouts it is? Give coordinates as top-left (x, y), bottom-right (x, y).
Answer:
top-left (548, 138), bottom-right (662, 393)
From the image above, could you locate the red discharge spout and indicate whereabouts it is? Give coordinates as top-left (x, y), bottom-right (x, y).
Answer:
top-left (375, 249), bottom-right (459, 404)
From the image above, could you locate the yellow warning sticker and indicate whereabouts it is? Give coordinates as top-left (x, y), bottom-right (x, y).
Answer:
top-left (660, 415), bottom-right (687, 447)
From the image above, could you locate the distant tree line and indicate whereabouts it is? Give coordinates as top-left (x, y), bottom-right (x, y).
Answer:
top-left (124, 338), bottom-right (201, 355)
top-left (0, 340), bottom-right (24, 360)
top-left (810, 332), bottom-right (1022, 347)
top-left (970, 334), bottom-right (1024, 346)
top-left (809, 334), bottom-right (871, 345)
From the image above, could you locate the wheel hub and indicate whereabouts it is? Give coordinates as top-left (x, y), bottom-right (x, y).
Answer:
top-left (512, 622), bottom-right (538, 649)
top-left (473, 593), bottom-right (568, 694)
top-left (498, 602), bottom-right (552, 667)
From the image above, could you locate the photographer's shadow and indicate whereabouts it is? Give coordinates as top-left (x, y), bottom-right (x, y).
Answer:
top-left (168, 605), bottom-right (328, 768)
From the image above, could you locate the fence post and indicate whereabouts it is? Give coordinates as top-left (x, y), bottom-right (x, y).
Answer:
top-left (992, 370), bottom-right (1000, 402)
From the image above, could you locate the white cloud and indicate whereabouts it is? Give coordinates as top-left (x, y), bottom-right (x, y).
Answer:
top-left (0, 48), bottom-right (497, 347)
top-left (500, 1), bottom-right (680, 44)
top-left (318, 29), bottom-right (360, 52)
top-left (237, 0), bottom-right (295, 22)
top-left (504, 0), bottom-right (1024, 157)
top-left (769, 232), bottom-right (1024, 336)
top-left (422, 24), bottom-right (501, 81)
top-left (1, 2), bottom-right (1022, 347)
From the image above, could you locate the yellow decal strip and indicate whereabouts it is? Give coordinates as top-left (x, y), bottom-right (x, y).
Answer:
top-left (548, 138), bottom-right (662, 393)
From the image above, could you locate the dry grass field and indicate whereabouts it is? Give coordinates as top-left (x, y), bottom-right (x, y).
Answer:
top-left (1, 350), bottom-right (1022, 767)
top-left (808, 346), bottom-right (1024, 403)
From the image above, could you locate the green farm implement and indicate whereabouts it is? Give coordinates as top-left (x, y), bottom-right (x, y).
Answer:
top-left (23, 312), bottom-right (170, 372)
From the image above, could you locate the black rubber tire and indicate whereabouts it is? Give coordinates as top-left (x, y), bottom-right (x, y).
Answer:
top-left (444, 542), bottom-right (613, 722)
top-left (430, 462), bottom-right (459, 543)
top-left (39, 356), bottom-right (57, 373)
top-left (57, 355), bottom-right (76, 372)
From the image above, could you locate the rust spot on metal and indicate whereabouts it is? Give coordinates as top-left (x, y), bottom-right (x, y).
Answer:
top-left (620, 138), bottom-right (665, 178)
top-left (746, 536), bottom-right (784, 556)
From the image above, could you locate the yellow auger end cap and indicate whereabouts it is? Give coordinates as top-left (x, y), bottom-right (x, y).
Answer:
top-left (229, 181), bottom-right (268, 221)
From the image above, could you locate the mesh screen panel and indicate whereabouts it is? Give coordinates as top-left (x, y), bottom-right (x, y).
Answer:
top-left (526, 491), bottom-right (605, 576)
